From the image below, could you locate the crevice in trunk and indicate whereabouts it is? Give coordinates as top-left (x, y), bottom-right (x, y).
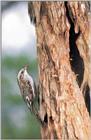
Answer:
top-left (65, 2), bottom-right (90, 115)
top-left (65, 2), bottom-right (84, 88)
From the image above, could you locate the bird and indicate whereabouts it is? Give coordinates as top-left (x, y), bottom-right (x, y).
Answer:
top-left (17, 65), bottom-right (43, 125)
top-left (17, 65), bottom-right (35, 110)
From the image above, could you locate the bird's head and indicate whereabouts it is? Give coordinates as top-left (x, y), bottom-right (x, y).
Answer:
top-left (17, 64), bottom-right (29, 81)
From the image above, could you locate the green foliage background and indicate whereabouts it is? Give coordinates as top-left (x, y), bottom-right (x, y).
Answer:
top-left (2, 54), bottom-right (41, 139)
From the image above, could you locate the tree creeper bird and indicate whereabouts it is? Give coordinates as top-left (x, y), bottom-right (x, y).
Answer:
top-left (17, 65), bottom-right (43, 124)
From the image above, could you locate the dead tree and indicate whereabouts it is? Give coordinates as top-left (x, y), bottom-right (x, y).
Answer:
top-left (28, 2), bottom-right (91, 139)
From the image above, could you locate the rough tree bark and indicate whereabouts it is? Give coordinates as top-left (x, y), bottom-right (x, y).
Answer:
top-left (28, 2), bottom-right (91, 140)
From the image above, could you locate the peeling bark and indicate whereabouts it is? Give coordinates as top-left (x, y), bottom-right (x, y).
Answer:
top-left (28, 2), bottom-right (91, 140)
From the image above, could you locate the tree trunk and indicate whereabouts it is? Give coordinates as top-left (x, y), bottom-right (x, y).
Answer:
top-left (28, 2), bottom-right (91, 140)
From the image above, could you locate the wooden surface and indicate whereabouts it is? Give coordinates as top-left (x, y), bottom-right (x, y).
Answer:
top-left (28, 2), bottom-right (91, 139)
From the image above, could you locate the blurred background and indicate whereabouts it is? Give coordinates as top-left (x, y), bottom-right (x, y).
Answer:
top-left (1, 1), bottom-right (41, 139)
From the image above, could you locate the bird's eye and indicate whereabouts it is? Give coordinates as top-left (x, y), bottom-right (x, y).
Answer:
top-left (21, 71), bottom-right (24, 74)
